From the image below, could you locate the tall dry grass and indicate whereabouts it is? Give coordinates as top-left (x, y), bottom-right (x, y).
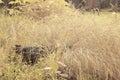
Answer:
top-left (0, 8), bottom-right (120, 80)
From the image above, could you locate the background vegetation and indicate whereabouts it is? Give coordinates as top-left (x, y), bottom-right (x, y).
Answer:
top-left (0, 0), bottom-right (120, 80)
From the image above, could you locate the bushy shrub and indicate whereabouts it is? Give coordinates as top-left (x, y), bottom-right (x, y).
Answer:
top-left (0, 0), bottom-right (68, 17)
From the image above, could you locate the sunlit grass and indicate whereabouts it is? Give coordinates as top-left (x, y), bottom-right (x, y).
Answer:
top-left (0, 8), bottom-right (120, 80)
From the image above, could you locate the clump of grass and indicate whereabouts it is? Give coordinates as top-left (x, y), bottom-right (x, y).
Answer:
top-left (0, 8), bottom-right (120, 80)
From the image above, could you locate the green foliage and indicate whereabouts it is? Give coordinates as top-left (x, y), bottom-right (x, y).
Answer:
top-left (0, 0), bottom-right (35, 15)
top-left (0, 0), bottom-right (3, 3)
top-left (0, 0), bottom-right (68, 16)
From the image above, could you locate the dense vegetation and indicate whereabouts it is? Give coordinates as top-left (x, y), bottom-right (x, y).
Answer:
top-left (0, 0), bottom-right (120, 80)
